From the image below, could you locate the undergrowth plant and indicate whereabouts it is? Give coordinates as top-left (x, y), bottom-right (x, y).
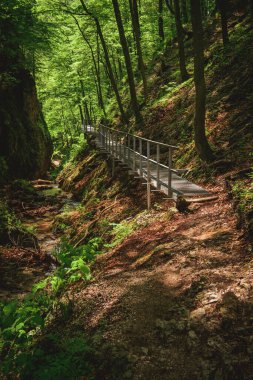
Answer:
top-left (0, 238), bottom-right (101, 379)
top-left (105, 221), bottom-right (135, 248)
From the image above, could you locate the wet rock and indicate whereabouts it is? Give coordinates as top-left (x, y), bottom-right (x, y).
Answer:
top-left (190, 307), bottom-right (206, 320)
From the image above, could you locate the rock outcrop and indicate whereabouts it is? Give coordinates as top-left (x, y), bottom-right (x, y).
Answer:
top-left (0, 66), bottom-right (52, 180)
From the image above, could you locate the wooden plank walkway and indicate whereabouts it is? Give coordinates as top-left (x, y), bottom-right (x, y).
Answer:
top-left (85, 124), bottom-right (212, 208)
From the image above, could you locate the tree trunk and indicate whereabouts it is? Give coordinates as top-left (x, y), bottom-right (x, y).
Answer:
top-left (250, 0), bottom-right (253, 19)
top-left (165, 0), bottom-right (174, 14)
top-left (80, 79), bottom-right (92, 126)
top-left (190, 0), bottom-right (213, 161)
top-left (78, 104), bottom-right (84, 125)
top-left (96, 33), bottom-right (107, 117)
top-left (70, 14), bottom-right (106, 116)
top-left (79, 0), bottom-right (127, 123)
top-left (118, 57), bottom-right (123, 80)
top-left (216, 0), bottom-right (229, 46)
top-left (173, 0), bottom-right (189, 82)
top-left (129, 0), bottom-right (148, 101)
top-left (158, 0), bottom-right (165, 41)
top-left (112, 0), bottom-right (142, 124)
top-left (181, 0), bottom-right (188, 23)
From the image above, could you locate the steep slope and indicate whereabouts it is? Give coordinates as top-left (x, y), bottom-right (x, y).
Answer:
top-left (142, 17), bottom-right (253, 172)
top-left (54, 145), bottom-right (253, 379)
top-left (51, 16), bottom-right (253, 379)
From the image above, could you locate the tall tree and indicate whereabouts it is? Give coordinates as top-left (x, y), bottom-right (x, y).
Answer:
top-left (190, 0), bottom-right (213, 161)
top-left (216, 0), bottom-right (229, 46)
top-left (173, 0), bottom-right (189, 82)
top-left (158, 0), bottom-right (165, 41)
top-left (79, 0), bottom-right (127, 123)
top-left (129, 0), bottom-right (148, 101)
top-left (112, 0), bottom-right (142, 124)
top-left (181, 0), bottom-right (188, 23)
top-left (71, 15), bottom-right (106, 116)
top-left (250, 0), bottom-right (253, 18)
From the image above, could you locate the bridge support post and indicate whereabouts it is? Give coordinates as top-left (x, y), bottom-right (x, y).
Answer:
top-left (133, 137), bottom-right (136, 172)
top-left (168, 148), bottom-right (172, 198)
top-left (112, 157), bottom-right (115, 177)
top-left (147, 141), bottom-right (151, 210)
top-left (156, 144), bottom-right (161, 190)
top-left (139, 139), bottom-right (143, 177)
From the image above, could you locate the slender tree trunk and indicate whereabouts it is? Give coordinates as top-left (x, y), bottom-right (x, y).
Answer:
top-left (216, 0), bottom-right (229, 46)
top-left (165, 0), bottom-right (174, 14)
top-left (85, 101), bottom-right (92, 126)
top-left (250, 0), bottom-right (253, 18)
top-left (158, 0), bottom-right (165, 41)
top-left (79, 0), bottom-right (127, 123)
top-left (201, 0), bottom-right (207, 19)
top-left (72, 14), bottom-right (106, 116)
top-left (92, 67), bottom-right (101, 105)
top-left (79, 104), bottom-right (84, 125)
top-left (96, 33), bottom-right (106, 116)
top-left (129, 0), bottom-right (148, 101)
top-left (173, 0), bottom-right (189, 82)
top-left (112, 0), bottom-right (142, 124)
top-left (95, 18), bottom-right (127, 122)
top-left (190, 0), bottom-right (213, 161)
top-left (181, 0), bottom-right (188, 23)
top-left (80, 79), bottom-right (92, 126)
top-left (118, 57), bottom-right (123, 80)
top-left (111, 48), bottom-right (119, 81)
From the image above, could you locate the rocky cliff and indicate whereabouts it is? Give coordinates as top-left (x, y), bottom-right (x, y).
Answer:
top-left (0, 65), bottom-right (52, 181)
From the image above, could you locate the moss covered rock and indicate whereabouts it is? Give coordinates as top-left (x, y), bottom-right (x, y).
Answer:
top-left (0, 67), bottom-right (52, 180)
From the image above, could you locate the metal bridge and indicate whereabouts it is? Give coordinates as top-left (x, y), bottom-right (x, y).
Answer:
top-left (84, 124), bottom-right (212, 209)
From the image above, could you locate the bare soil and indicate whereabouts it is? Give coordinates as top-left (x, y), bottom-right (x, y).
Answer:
top-left (65, 182), bottom-right (253, 379)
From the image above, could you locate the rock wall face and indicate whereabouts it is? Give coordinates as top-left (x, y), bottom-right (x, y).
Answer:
top-left (0, 65), bottom-right (53, 180)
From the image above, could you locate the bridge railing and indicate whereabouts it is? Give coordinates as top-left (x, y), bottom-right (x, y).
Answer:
top-left (84, 122), bottom-right (182, 209)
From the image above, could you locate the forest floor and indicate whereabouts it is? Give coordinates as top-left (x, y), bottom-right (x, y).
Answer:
top-left (0, 161), bottom-right (253, 379)
top-left (63, 182), bottom-right (253, 380)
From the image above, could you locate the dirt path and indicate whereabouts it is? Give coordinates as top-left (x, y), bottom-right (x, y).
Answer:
top-left (65, 184), bottom-right (253, 379)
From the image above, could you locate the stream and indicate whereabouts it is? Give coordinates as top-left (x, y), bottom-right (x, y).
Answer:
top-left (0, 181), bottom-right (80, 300)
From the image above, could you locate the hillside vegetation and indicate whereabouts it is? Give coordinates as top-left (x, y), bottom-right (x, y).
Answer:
top-left (0, 1), bottom-right (253, 379)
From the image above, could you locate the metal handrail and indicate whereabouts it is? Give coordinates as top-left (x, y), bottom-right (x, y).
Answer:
top-left (83, 122), bottom-right (181, 208)
top-left (98, 123), bottom-right (178, 150)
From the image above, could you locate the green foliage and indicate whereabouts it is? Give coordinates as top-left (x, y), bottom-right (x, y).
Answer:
top-left (34, 0), bottom-right (178, 145)
top-left (0, 294), bottom-right (51, 349)
top-left (0, 200), bottom-right (23, 241)
top-left (15, 334), bottom-right (94, 380)
top-left (0, 0), bottom-right (50, 70)
top-left (0, 293), bottom-right (53, 376)
top-left (53, 238), bottom-right (102, 286)
top-left (0, 294), bottom-right (93, 379)
top-left (0, 196), bottom-right (40, 244)
top-left (10, 179), bottom-right (36, 194)
top-left (232, 173), bottom-right (253, 214)
top-left (105, 221), bottom-right (135, 248)
top-left (32, 238), bottom-right (102, 296)
top-left (0, 237), bottom-right (101, 378)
